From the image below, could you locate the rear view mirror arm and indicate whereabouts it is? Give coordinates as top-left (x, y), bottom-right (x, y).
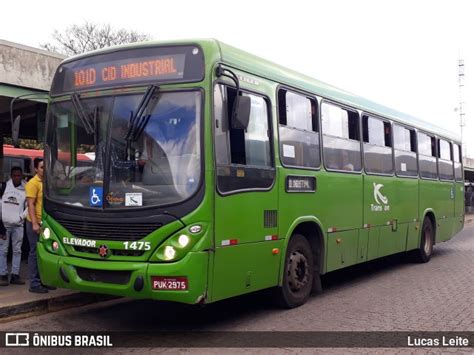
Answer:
top-left (215, 65), bottom-right (244, 128)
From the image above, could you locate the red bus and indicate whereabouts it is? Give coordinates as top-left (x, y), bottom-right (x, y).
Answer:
top-left (2, 144), bottom-right (43, 181)
top-left (2, 145), bottom-right (92, 182)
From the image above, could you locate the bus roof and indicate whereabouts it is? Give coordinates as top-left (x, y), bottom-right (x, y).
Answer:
top-left (3, 145), bottom-right (43, 158)
top-left (59, 39), bottom-right (460, 143)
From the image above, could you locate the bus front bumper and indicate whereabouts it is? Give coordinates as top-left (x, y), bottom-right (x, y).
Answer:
top-left (37, 243), bottom-right (209, 304)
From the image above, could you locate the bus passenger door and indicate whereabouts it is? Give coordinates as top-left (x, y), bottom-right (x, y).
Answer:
top-left (211, 83), bottom-right (279, 302)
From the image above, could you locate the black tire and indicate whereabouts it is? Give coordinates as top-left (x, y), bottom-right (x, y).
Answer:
top-left (311, 270), bottom-right (323, 295)
top-left (412, 218), bottom-right (434, 263)
top-left (274, 234), bottom-right (314, 308)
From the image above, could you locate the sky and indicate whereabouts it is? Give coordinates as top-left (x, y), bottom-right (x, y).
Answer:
top-left (1, 0), bottom-right (474, 156)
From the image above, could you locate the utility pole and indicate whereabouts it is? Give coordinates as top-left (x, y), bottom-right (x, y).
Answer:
top-left (458, 57), bottom-right (466, 156)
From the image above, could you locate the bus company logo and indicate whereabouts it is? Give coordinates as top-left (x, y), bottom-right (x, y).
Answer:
top-left (371, 183), bottom-right (390, 212)
top-left (373, 183), bottom-right (388, 205)
top-left (98, 245), bottom-right (109, 258)
top-left (238, 74), bottom-right (260, 86)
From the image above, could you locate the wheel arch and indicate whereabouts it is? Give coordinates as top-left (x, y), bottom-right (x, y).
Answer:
top-left (421, 209), bottom-right (437, 245)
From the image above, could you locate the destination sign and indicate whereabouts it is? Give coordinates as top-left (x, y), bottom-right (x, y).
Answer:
top-left (51, 45), bottom-right (204, 95)
top-left (71, 54), bottom-right (185, 89)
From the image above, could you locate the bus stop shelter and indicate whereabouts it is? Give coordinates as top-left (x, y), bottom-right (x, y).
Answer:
top-left (0, 39), bottom-right (64, 180)
top-left (464, 161), bottom-right (474, 182)
top-left (0, 84), bottom-right (47, 140)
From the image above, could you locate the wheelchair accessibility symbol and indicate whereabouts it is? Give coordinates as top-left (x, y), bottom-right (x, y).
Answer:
top-left (89, 187), bottom-right (103, 207)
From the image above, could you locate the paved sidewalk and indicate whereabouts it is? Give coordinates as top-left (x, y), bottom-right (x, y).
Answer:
top-left (0, 260), bottom-right (114, 322)
top-left (465, 212), bottom-right (474, 224)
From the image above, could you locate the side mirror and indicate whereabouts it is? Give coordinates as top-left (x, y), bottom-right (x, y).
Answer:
top-left (12, 115), bottom-right (21, 148)
top-left (232, 95), bottom-right (251, 130)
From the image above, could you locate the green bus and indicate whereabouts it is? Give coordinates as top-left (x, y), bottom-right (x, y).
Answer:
top-left (37, 39), bottom-right (464, 308)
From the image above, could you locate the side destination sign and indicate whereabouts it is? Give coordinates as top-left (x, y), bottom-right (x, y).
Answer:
top-left (286, 176), bottom-right (317, 193)
top-left (63, 237), bottom-right (97, 248)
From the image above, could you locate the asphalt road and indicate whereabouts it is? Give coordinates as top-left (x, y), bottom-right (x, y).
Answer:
top-left (1, 222), bottom-right (473, 352)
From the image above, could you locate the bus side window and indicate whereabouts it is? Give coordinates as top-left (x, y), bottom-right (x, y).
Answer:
top-left (214, 84), bottom-right (274, 193)
top-left (362, 115), bottom-right (393, 174)
top-left (278, 89), bottom-right (320, 168)
top-left (214, 84), bottom-right (231, 166)
top-left (393, 124), bottom-right (418, 177)
top-left (321, 102), bottom-right (361, 172)
top-left (438, 138), bottom-right (454, 181)
top-left (418, 132), bottom-right (437, 179)
top-left (453, 143), bottom-right (463, 181)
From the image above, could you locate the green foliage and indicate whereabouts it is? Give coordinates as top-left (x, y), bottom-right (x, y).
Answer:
top-left (3, 137), bottom-right (44, 150)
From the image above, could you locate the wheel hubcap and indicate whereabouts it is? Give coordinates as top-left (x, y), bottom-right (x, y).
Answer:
top-left (424, 228), bottom-right (432, 255)
top-left (287, 250), bottom-right (309, 292)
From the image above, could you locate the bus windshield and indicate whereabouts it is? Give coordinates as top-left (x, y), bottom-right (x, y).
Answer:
top-left (45, 90), bottom-right (201, 209)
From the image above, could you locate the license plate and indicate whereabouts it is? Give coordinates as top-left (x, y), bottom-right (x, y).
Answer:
top-left (151, 276), bottom-right (188, 290)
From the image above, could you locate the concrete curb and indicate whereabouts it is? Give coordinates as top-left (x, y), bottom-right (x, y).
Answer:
top-left (0, 292), bottom-right (118, 323)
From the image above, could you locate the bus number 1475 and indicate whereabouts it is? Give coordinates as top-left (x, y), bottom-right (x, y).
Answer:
top-left (123, 241), bottom-right (151, 250)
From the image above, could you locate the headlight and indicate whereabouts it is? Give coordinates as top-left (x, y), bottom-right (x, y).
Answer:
top-left (164, 246), bottom-right (176, 260)
top-left (153, 224), bottom-right (207, 262)
top-left (178, 234), bottom-right (190, 247)
top-left (43, 227), bottom-right (51, 239)
top-left (39, 221), bottom-right (67, 256)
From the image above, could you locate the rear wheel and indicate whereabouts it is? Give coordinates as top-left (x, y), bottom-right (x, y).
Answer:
top-left (413, 217), bottom-right (434, 263)
top-left (274, 234), bottom-right (314, 308)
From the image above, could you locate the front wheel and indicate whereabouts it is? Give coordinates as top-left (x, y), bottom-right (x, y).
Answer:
top-left (412, 218), bottom-right (434, 263)
top-left (274, 234), bottom-right (314, 308)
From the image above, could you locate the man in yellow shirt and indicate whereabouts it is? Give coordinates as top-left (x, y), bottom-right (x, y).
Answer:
top-left (25, 158), bottom-right (55, 293)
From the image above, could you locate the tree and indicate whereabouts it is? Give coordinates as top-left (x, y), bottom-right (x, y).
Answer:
top-left (40, 22), bottom-right (152, 56)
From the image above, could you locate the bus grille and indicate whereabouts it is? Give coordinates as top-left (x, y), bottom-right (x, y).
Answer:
top-left (73, 246), bottom-right (144, 257)
top-left (55, 218), bottom-right (161, 241)
top-left (76, 267), bottom-right (131, 285)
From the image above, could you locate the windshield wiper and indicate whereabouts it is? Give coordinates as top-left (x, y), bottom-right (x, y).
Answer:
top-left (71, 93), bottom-right (95, 135)
top-left (125, 85), bottom-right (159, 142)
top-left (92, 106), bottom-right (100, 146)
